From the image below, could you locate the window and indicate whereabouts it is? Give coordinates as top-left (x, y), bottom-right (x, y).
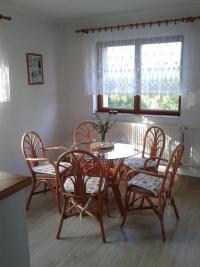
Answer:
top-left (0, 65), bottom-right (10, 102)
top-left (0, 36), bottom-right (10, 103)
top-left (97, 36), bottom-right (182, 115)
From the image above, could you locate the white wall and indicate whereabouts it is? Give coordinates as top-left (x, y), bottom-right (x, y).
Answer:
top-left (59, 5), bottom-right (200, 166)
top-left (1, 4), bottom-right (200, 174)
top-left (0, 4), bottom-right (63, 174)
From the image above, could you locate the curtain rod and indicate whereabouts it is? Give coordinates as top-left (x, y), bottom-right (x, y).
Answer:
top-left (75, 15), bottom-right (200, 34)
top-left (0, 14), bottom-right (11, 21)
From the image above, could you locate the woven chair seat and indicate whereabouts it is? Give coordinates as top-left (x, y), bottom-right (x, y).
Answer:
top-left (32, 161), bottom-right (71, 175)
top-left (64, 176), bottom-right (106, 194)
top-left (124, 157), bottom-right (157, 169)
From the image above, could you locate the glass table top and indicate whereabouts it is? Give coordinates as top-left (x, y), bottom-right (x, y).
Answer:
top-left (71, 142), bottom-right (139, 160)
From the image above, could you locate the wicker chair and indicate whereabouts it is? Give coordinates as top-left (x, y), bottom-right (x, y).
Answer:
top-left (73, 120), bottom-right (100, 145)
top-left (121, 125), bottom-right (166, 175)
top-left (21, 131), bottom-right (69, 211)
top-left (55, 149), bottom-right (109, 242)
top-left (121, 143), bottom-right (184, 240)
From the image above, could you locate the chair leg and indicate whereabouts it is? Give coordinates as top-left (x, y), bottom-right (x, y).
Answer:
top-left (99, 217), bottom-right (106, 243)
top-left (112, 183), bottom-right (124, 216)
top-left (46, 180), bottom-right (55, 196)
top-left (56, 198), bottom-right (67, 239)
top-left (98, 196), bottom-right (106, 242)
top-left (44, 182), bottom-right (47, 193)
top-left (120, 210), bottom-right (127, 228)
top-left (146, 197), bottom-right (166, 241)
top-left (55, 185), bottom-right (62, 214)
top-left (57, 193), bottom-right (62, 214)
top-left (47, 181), bottom-right (62, 212)
top-left (139, 197), bottom-right (145, 208)
top-left (120, 191), bottom-right (131, 227)
top-left (159, 217), bottom-right (166, 241)
top-left (171, 196), bottom-right (179, 219)
top-left (105, 187), bottom-right (111, 217)
top-left (26, 181), bottom-right (36, 210)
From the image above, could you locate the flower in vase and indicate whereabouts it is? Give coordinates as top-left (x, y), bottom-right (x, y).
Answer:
top-left (93, 113), bottom-right (114, 142)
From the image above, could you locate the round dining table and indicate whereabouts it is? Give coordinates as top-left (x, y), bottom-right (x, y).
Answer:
top-left (71, 142), bottom-right (140, 216)
top-left (71, 142), bottom-right (139, 160)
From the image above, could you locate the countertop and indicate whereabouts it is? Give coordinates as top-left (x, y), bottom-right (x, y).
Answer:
top-left (0, 171), bottom-right (31, 200)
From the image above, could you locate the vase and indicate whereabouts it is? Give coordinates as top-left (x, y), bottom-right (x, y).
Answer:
top-left (101, 132), bottom-right (106, 142)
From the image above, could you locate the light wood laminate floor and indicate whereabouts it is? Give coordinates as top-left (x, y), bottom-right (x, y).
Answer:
top-left (27, 175), bottom-right (200, 267)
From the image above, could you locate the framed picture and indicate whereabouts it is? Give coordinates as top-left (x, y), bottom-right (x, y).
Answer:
top-left (26, 53), bottom-right (44, 84)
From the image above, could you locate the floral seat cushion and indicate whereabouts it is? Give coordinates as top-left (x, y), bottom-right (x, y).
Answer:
top-left (32, 161), bottom-right (71, 175)
top-left (128, 173), bottom-right (170, 196)
top-left (123, 157), bottom-right (157, 169)
top-left (64, 176), bottom-right (106, 194)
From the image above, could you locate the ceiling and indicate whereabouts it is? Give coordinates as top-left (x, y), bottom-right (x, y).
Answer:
top-left (1, 0), bottom-right (200, 21)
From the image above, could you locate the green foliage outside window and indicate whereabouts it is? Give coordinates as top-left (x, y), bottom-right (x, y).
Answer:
top-left (141, 95), bottom-right (179, 110)
top-left (107, 95), bottom-right (134, 109)
top-left (105, 95), bottom-right (179, 111)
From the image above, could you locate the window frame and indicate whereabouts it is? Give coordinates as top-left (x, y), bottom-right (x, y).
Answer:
top-left (97, 35), bottom-right (183, 116)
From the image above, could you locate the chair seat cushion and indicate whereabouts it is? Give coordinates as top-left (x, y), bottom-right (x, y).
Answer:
top-left (128, 173), bottom-right (170, 196)
top-left (32, 161), bottom-right (71, 175)
top-left (64, 176), bottom-right (106, 194)
top-left (123, 157), bottom-right (157, 169)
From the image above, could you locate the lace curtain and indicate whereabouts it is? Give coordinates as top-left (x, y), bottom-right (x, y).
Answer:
top-left (83, 21), bottom-right (199, 96)
top-left (0, 25), bottom-right (10, 102)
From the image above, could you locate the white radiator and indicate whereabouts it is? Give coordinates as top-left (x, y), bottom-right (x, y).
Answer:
top-left (66, 120), bottom-right (199, 166)
top-left (108, 122), bottom-right (181, 160)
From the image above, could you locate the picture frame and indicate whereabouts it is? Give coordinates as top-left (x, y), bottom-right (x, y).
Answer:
top-left (26, 53), bottom-right (44, 84)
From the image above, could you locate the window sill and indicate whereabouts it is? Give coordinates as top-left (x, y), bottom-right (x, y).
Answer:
top-left (97, 110), bottom-right (180, 117)
top-left (128, 113), bottom-right (181, 119)
top-left (93, 111), bottom-right (181, 120)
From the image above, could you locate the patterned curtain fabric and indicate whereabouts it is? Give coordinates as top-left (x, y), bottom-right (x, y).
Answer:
top-left (83, 22), bottom-right (199, 96)
top-left (0, 25), bottom-right (10, 102)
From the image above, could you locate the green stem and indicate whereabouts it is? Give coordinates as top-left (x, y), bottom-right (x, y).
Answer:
top-left (101, 132), bottom-right (106, 142)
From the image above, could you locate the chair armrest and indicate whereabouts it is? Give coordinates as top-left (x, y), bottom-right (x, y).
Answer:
top-left (71, 142), bottom-right (92, 151)
top-left (72, 142), bottom-right (92, 146)
top-left (144, 157), bottom-right (168, 167)
top-left (145, 156), bottom-right (168, 162)
top-left (26, 157), bottom-right (48, 161)
top-left (25, 157), bottom-right (55, 166)
top-left (44, 146), bottom-right (68, 152)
